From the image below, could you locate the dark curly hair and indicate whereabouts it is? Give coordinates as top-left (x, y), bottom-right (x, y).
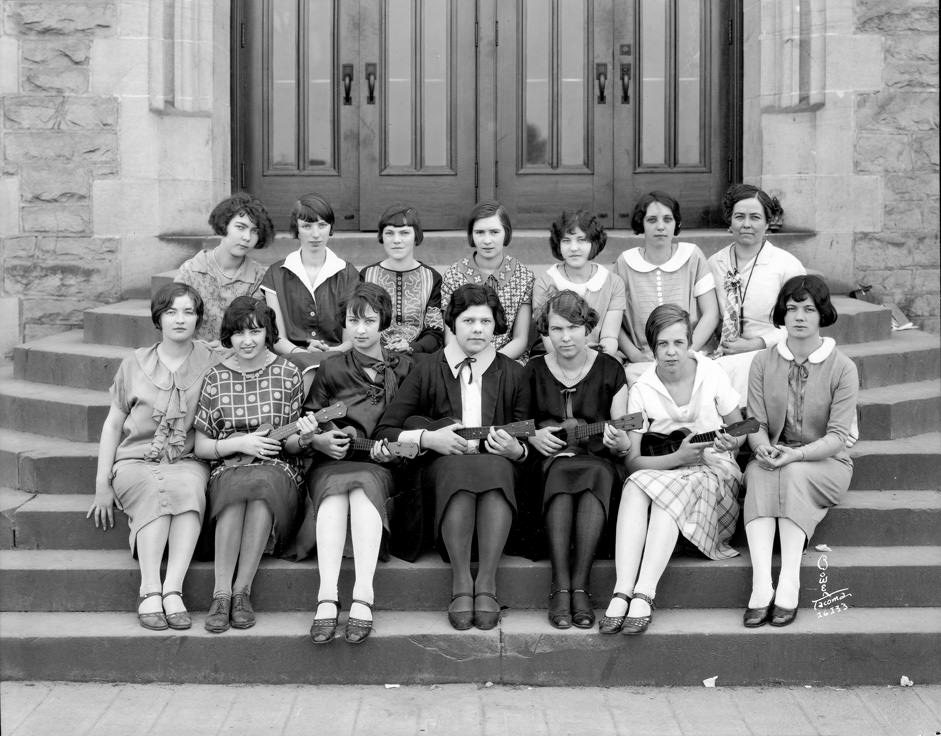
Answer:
top-left (207, 192), bottom-right (275, 248)
top-left (151, 282), bottom-right (204, 330)
top-left (466, 201), bottom-right (513, 249)
top-left (548, 210), bottom-right (607, 260)
top-left (289, 193), bottom-right (335, 238)
top-left (630, 191), bottom-right (682, 236)
top-left (377, 204), bottom-right (424, 246)
top-left (771, 275), bottom-right (838, 329)
top-left (444, 283), bottom-right (508, 336)
top-left (220, 296), bottom-right (279, 351)
top-left (339, 282), bottom-right (393, 332)
top-left (534, 289), bottom-right (599, 336)
top-left (721, 183), bottom-right (781, 225)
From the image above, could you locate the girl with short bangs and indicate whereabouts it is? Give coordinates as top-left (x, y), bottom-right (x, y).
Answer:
top-left (741, 275), bottom-right (858, 629)
top-left (194, 296), bottom-right (318, 633)
top-left (532, 210), bottom-right (625, 358)
top-left (360, 203), bottom-right (444, 355)
top-left (176, 192), bottom-right (274, 346)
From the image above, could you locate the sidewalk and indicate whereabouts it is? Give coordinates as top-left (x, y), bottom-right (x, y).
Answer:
top-left (2, 681), bottom-right (938, 736)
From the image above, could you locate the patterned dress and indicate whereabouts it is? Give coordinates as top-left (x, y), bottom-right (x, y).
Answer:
top-left (441, 254), bottom-right (535, 360)
top-left (531, 263), bottom-right (626, 346)
top-left (360, 261), bottom-right (444, 353)
top-left (175, 250), bottom-right (266, 343)
top-left (194, 355), bottom-right (305, 554)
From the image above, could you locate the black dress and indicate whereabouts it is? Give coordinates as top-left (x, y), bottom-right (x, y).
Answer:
top-left (526, 352), bottom-right (627, 517)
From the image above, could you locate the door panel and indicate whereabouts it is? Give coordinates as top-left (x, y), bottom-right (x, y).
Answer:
top-left (358, 0), bottom-right (476, 229)
top-left (495, 0), bottom-right (615, 227)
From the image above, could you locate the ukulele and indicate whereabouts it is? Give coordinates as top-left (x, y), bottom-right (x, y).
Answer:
top-left (640, 418), bottom-right (759, 457)
top-left (324, 425), bottom-right (420, 460)
top-left (223, 401), bottom-right (348, 466)
top-left (538, 412), bottom-right (644, 455)
top-left (403, 416), bottom-right (537, 441)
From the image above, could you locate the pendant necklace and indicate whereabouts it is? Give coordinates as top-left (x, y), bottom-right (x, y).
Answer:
top-left (211, 248), bottom-right (240, 280)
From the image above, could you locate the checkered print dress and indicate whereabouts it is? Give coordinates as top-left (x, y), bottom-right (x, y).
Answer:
top-left (626, 464), bottom-right (740, 560)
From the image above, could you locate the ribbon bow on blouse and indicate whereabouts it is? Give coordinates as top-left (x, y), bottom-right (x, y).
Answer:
top-left (352, 350), bottom-right (402, 402)
top-left (455, 356), bottom-right (477, 385)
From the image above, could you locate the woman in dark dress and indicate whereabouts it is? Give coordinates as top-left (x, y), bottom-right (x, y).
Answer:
top-left (293, 283), bottom-right (414, 645)
top-left (526, 291), bottom-right (631, 629)
top-left (194, 297), bottom-right (318, 633)
top-left (375, 284), bottom-right (531, 630)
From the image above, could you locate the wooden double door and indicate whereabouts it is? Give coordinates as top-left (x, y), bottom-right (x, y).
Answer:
top-left (233, 1), bottom-right (737, 230)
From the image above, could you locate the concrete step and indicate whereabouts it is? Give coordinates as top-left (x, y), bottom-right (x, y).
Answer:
top-left (13, 330), bottom-right (132, 390)
top-left (849, 433), bottom-right (941, 490)
top-left (0, 368), bottom-right (108, 442)
top-left (6, 490), bottom-right (937, 555)
top-left (840, 331), bottom-right (941, 389)
top-left (83, 300), bottom-right (159, 349)
top-left (0, 429), bottom-right (99, 494)
top-left (1, 607), bottom-right (937, 686)
top-left (2, 546), bottom-right (938, 613)
top-left (857, 380), bottom-right (941, 441)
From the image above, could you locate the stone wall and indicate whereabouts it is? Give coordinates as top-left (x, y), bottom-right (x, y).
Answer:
top-left (0, 0), bottom-right (230, 354)
top-left (854, 1), bottom-right (940, 333)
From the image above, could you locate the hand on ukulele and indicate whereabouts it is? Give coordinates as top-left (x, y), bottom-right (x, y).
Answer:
top-left (485, 427), bottom-right (524, 460)
top-left (421, 423), bottom-right (468, 455)
top-left (674, 432), bottom-right (711, 466)
top-left (239, 427), bottom-right (282, 460)
top-left (754, 443), bottom-right (801, 470)
top-left (712, 427), bottom-right (740, 454)
top-left (529, 426), bottom-right (567, 457)
top-left (602, 423), bottom-right (631, 455)
top-left (369, 439), bottom-right (394, 464)
top-left (295, 414), bottom-right (319, 448)
top-left (311, 429), bottom-right (351, 460)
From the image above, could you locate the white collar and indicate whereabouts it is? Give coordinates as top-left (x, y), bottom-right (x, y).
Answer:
top-left (281, 247), bottom-right (347, 295)
top-left (444, 341), bottom-right (496, 382)
top-left (547, 263), bottom-right (610, 291)
top-left (620, 242), bottom-right (696, 273)
top-left (636, 350), bottom-right (709, 398)
top-left (776, 336), bottom-right (835, 363)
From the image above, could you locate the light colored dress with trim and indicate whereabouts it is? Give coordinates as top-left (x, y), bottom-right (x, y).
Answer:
top-left (743, 338), bottom-right (858, 539)
top-left (175, 249), bottom-right (266, 343)
top-left (531, 263), bottom-right (626, 344)
top-left (625, 352), bottom-right (742, 560)
top-left (108, 342), bottom-right (218, 552)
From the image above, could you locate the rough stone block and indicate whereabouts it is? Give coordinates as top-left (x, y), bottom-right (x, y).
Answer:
top-left (886, 34), bottom-right (939, 90)
top-left (21, 297), bottom-right (100, 326)
top-left (910, 231), bottom-right (941, 265)
top-left (884, 172), bottom-right (939, 200)
top-left (854, 232), bottom-right (912, 270)
top-left (884, 200), bottom-right (925, 231)
top-left (925, 198), bottom-right (940, 229)
top-left (912, 131), bottom-right (940, 169)
top-left (0, 178), bottom-right (20, 236)
top-left (0, 297), bottom-right (22, 359)
top-left (0, 37), bottom-right (18, 94)
top-left (20, 205), bottom-right (89, 234)
top-left (20, 166), bottom-right (89, 202)
top-left (3, 237), bottom-right (120, 299)
top-left (857, 2), bottom-right (940, 34)
top-left (856, 90), bottom-right (941, 132)
top-left (3, 131), bottom-right (118, 165)
top-left (855, 134), bottom-right (913, 173)
top-left (912, 268), bottom-right (941, 292)
top-left (4, 96), bottom-right (116, 129)
top-left (20, 39), bottom-right (90, 65)
top-left (22, 65), bottom-right (88, 94)
top-left (4, 2), bottom-right (116, 36)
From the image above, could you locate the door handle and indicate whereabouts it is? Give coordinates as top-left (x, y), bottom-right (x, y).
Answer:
top-left (342, 64), bottom-right (353, 106)
top-left (620, 63), bottom-right (631, 104)
top-left (595, 63), bottom-right (607, 104)
top-left (365, 63), bottom-right (377, 105)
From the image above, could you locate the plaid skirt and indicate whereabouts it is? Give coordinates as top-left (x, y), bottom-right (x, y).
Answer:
top-left (626, 464), bottom-right (741, 560)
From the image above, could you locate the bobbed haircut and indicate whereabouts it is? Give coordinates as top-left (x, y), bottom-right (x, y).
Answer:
top-left (466, 200), bottom-right (513, 248)
top-left (721, 183), bottom-right (780, 224)
top-left (630, 191), bottom-right (683, 236)
top-left (220, 296), bottom-right (279, 351)
top-left (548, 210), bottom-right (608, 260)
top-left (771, 274), bottom-right (838, 328)
top-left (290, 193), bottom-right (335, 238)
top-left (444, 283), bottom-right (508, 336)
top-left (207, 192), bottom-right (275, 248)
top-left (377, 204), bottom-right (424, 246)
top-left (645, 303), bottom-right (693, 354)
top-left (535, 289), bottom-right (599, 336)
top-left (339, 282), bottom-right (393, 332)
top-left (151, 282), bottom-right (204, 330)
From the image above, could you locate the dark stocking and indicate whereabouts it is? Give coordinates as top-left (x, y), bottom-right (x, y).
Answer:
top-left (440, 491), bottom-right (476, 613)
top-left (474, 490), bottom-right (512, 612)
top-left (571, 491), bottom-right (605, 591)
top-left (544, 494), bottom-right (574, 590)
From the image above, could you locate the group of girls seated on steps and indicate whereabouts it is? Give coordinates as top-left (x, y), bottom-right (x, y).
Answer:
top-left (86, 184), bottom-right (858, 643)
